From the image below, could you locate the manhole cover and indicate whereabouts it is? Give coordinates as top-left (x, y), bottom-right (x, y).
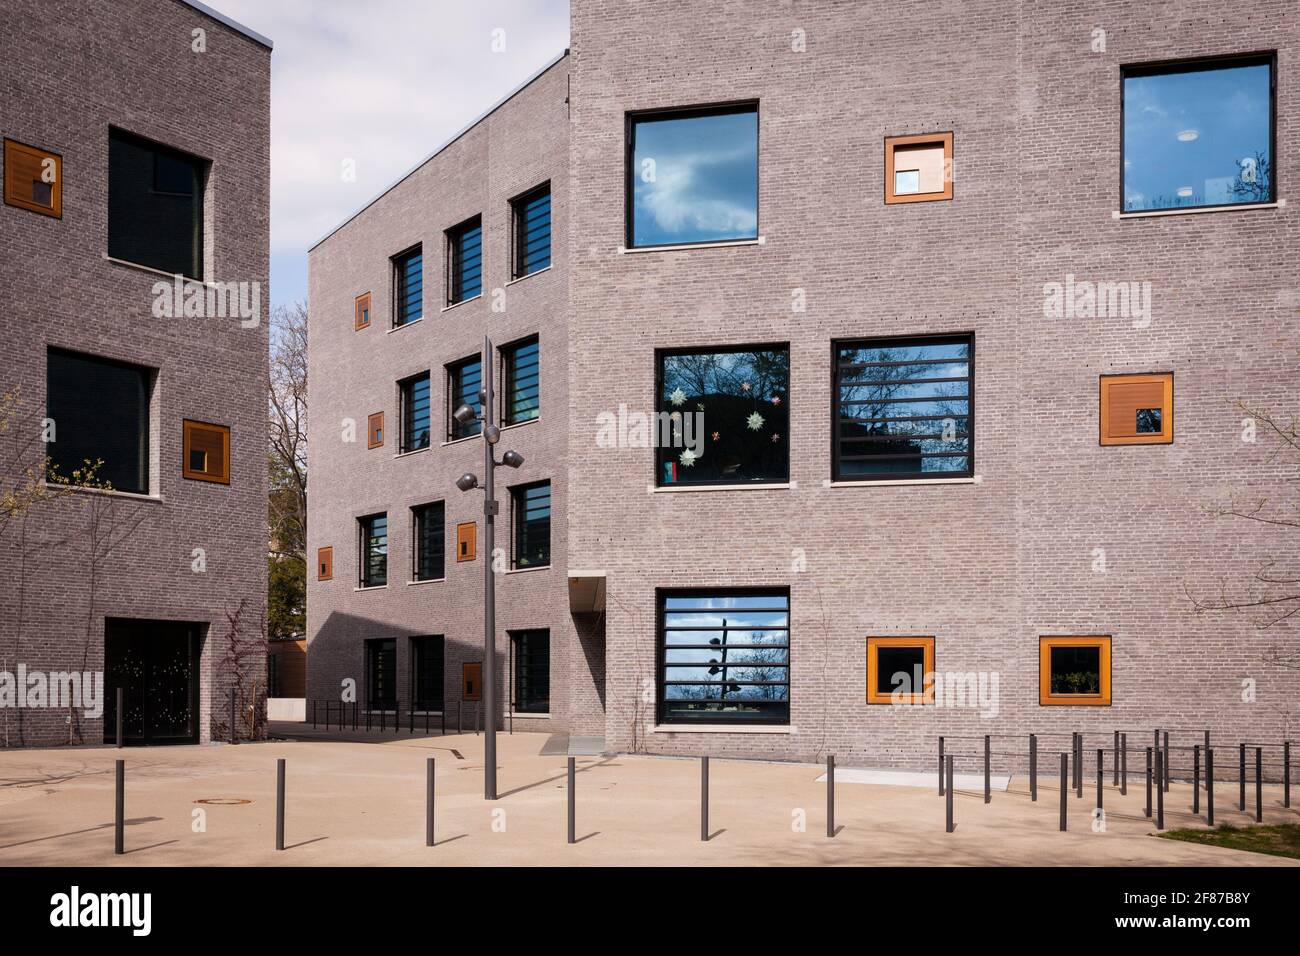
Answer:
top-left (194, 798), bottom-right (253, 806)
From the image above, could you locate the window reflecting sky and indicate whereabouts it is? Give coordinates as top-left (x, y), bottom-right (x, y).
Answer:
top-left (1123, 62), bottom-right (1271, 211)
top-left (632, 109), bottom-right (758, 246)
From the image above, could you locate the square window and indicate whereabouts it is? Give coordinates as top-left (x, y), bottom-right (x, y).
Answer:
top-left (46, 348), bottom-right (151, 494)
top-left (511, 481), bottom-right (551, 569)
top-left (501, 337), bottom-right (540, 426)
top-left (1039, 636), bottom-right (1111, 705)
top-left (627, 103), bottom-right (758, 248)
top-left (512, 184), bottom-right (551, 278)
top-left (885, 132), bottom-right (953, 204)
top-left (108, 129), bottom-right (205, 278)
top-left (412, 501), bottom-right (444, 582)
top-left (833, 335), bottom-right (973, 481)
top-left (392, 246), bottom-right (422, 327)
top-left (399, 372), bottom-right (431, 453)
top-left (181, 420), bottom-right (230, 484)
top-left (4, 138), bottom-right (62, 218)
top-left (656, 344), bottom-right (789, 486)
top-left (354, 292), bottom-right (372, 331)
top-left (447, 356), bottom-right (482, 440)
top-left (866, 637), bottom-right (935, 704)
top-left (358, 513), bottom-right (387, 588)
top-left (446, 216), bottom-right (482, 305)
top-left (317, 546), bottom-right (333, 581)
top-left (367, 411), bottom-right (384, 449)
top-left (658, 589), bottom-right (790, 725)
top-left (510, 630), bottom-right (550, 714)
top-left (1122, 54), bottom-right (1274, 213)
top-left (1099, 373), bottom-right (1173, 445)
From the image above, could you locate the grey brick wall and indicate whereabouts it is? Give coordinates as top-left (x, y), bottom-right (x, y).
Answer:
top-left (0, 0), bottom-right (269, 746)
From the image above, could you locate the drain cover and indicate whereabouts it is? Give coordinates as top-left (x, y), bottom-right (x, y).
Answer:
top-left (194, 798), bottom-right (252, 806)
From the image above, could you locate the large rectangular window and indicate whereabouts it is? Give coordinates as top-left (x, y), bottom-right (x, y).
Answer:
top-left (359, 513), bottom-right (387, 588)
top-left (399, 372), bottom-right (431, 453)
top-left (366, 638), bottom-right (397, 710)
top-left (833, 335), bottom-right (972, 481)
top-left (656, 345), bottom-right (789, 486)
top-left (628, 103), bottom-right (758, 248)
top-left (501, 337), bottom-right (540, 426)
top-left (511, 629), bottom-right (550, 714)
top-left (511, 481), bottom-right (551, 569)
top-left (658, 590), bottom-right (790, 725)
top-left (447, 356), bottom-right (482, 440)
top-left (512, 184), bottom-right (551, 278)
top-left (446, 216), bottom-right (482, 304)
top-left (412, 501), bottom-right (444, 582)
top-left (46, 349), bottom-right (150, 495)
top-left (410, 635), bottom-right (444, 711)
top-left (1122, 54), bottom-right (1275, 213)
top-left (108, 129), bottom-right (205, 278)
top-left (392, 246), bottom-right (423, 327)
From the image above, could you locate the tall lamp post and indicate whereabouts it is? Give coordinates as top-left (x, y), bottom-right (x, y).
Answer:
top-left (453, 334), bottom-right (524, 801)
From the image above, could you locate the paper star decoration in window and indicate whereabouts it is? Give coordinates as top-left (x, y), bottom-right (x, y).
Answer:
top-left (746, 411), bottom-right (764, 431)
top-left (711, 431), bottom-right (720, 441)
top-left (771, 396), bottom-right (781, 405)
top-left (679, 448), bottom-right (698, 467)
top-left (771, 433), bottom-right (780, 442)
top-left (669, 387), bottom-right (687, 406)
top-left (740, 381), bottom-right (751, 392)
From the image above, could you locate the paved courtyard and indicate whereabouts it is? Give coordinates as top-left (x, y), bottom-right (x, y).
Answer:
top-left (0, 727), bottom-right (1294, 867)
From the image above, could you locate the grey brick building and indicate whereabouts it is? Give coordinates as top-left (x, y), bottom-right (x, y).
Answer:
top-left (309, 1), bottom-right (1297, 767)
top-left (0, 0), bottom-right (270, 746)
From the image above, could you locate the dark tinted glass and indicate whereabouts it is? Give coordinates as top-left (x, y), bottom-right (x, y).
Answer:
top-left (512, 482), bottom-right (551, 568)
top-left (876, 646), bottom-right (926, 696)
top-left (448, 357), bottom-right (482, 440)
top-left (400, 373), bottom-right (431, 452)
top-left (512, 630), bottom-right (550, 713)
top-left (514, 187), bottom-right (551, 277)
top-left (413, 502), bottom-right (444, 582)
top-left (411, 636), bottom-right (444, 710)
top-left (108, 130), bottom-right (203, 278)
top-left (1050, 646), bottom-right (1102, 695)
top-left (1136, 408), bottom-right (1162, 433)
top-left (46, 349), bottom-right (149, 494)
top-left (394, 248), bottom-right (423, 326)
top-left (367, 638), bottom-right (397, 708)
top-left (503, 338), bottom-right (540, 425)
top-left (448, 218), bottom-right (482, 304)
top-left (360, 514), bottom-right (387, 588)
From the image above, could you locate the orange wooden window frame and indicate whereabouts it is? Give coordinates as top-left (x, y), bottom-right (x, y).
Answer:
top-left (462, 662), bottom-right (482, 701)
top-left (3, 138), bottom-right (62, 218)
top-left (456, 522), bottom-right (477, 562)
top-left (1099, 373), bottom-right (1173, 446)
top-left (866, 636), bottom-right (935, 704)
top-left (354, 292), bottom-right (372, 331)
top-left (367, 412), bottom-right (384, 449)
top-left (884, 132), bottom-right (953, 204)
top-left (1039, 636), bottom-right (1112, 706)
top-left (317, 546), bottom-right (333, 581)
top-left (182, 419), bottom-right (230, 484)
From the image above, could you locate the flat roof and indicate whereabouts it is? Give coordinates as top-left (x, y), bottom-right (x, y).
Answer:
top-left (309, 48), bottom-right (569, 252)
top-left (179, 0), bottom-right (273, 49)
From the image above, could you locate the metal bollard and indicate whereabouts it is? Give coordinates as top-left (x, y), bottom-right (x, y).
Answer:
top-left (1285, 741), bottom-right (1291, 809)
top-left (1163, 731), bottom-right (1170, 792)
top-left (826, 755), bottom-right (836, 838)
top-left (1239, 743), bottom-right (1246, 811)
top-left (983, 735), bottom-right (991, 804)
top-left (426, 757), bottom-right (435, 847)
top-left (275, 758), bottom-right (285, 851)
top-left (312, 698), bottom-right (317, 730)
top-left (1076, 734), bottom-right (1083, 799)
top-left (1030, 734), bottom-right (1038, 802)
top-left (1255, 748), bottom-right (1263, 823)
top-left (1113, 731), bottom-right (1120, 786)
top-left (568, 756), bottom-right (576, 845)
top-left (945, 755), bottom-right (954, 833)
top-left (1096, 749), bottom-right (1103, 810)
top-left (1155, 749), bottom-right (1164, 830)
top-left (700, 756), bottom-right (709, 842)
top-left (230, 687), bottom-right (237, 744)
top-left (1120, 733), bottom-right (1128, 795)
top-left (457, 702), bottom-right (462, 735)
top-left (1193, 745), bottom-right (1200, 814)
top-left (115, 759), bottom-right (124, 855)
top-left (1207, 747), bottom-right (1215, 826)
top-left (116, 688), bottom-right (124, 748)
top-left (1059, 754), bottom-right (1068, 831)
top-left (938, 736), bottom-right (945, 796)
top-left (1145, 748), bottom-right (1153, 818)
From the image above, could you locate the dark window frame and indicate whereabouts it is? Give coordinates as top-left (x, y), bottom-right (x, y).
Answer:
top-left (398, 371), bottom-right (432, 453)
top-left (511, 182), bottom-right (552, 279)
top-left (500, 335), bottom-right (540, 426)
top-left (510, 629), bottom-right (551, 714)
top-left (831, 332), bottom-right (975, 483)
top-left (446, 355), bottom-right (483, 441)
top-left (624, 100), bottom-right (760, 250)
top-left (510, 480), bottom-right (551, 570)
top-left (656, 587), bottom-right (791, 726)
top-left (410, 635), bottom-right (445, 712)
top-left (1119, 51), bottom-right (1277, 215)
top-left (654, 341), bottom-right (791, 487)
top-left (358, 512), bottom-right (388, 588)
top-left (411, 500), bottom-right (445, 582)
top-left (391, 244), bottom-right (423, 327)
top-left (445, 214), bottom-right (483, 305)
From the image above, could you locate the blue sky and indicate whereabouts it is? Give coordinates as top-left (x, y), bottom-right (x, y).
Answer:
top-left (208, 0), bottom-right (570, 310)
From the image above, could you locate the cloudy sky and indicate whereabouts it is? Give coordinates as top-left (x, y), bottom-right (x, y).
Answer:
top-left (207, 0), bottom-right (570, 310)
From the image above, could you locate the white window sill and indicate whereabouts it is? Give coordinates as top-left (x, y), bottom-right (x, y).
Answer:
top-left (620, 236), bottom-right (764, 254)
top-left (651, 481), bottom-right (793, 493)
top-left (388, 317), bottom-right (423, 332)
top-left (43, 481), bottom-right (162, 503)
top-left (393, 447), bottom-right (430, 460)
top-left (353, 585), bottom-right (388, 592)
top-left (441, 294), bottom-right (482, 312)
top-left (441, 435), bottom-right (477, 448)
top-left (651, 724), bottom-right (793, 735)
top-left (505, 564), bottom-right (551, 575)
top-left (823, 476), bottom-right (982, 488)
top-left (500, 417), bottom-right (539, 432)
top-left (102, 253), bottom-right (202, 284)
top-left (509, 712), bottom-right (551, 719)
top-left (506, 265), bottom-right (552, 286)
top-left (407, 577), bottom-right (445, 586)
top-left (1113, 200), bottom-right (1283, 220)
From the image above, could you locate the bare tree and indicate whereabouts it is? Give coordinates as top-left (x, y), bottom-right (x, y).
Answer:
top-left (268, 302), bottom-right (308, 642)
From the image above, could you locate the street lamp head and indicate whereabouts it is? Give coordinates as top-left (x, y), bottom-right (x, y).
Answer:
top-left (501, 450), bottom-right (525, 469)
top-left (455, 472), bottom-right (479, 492)
top-left (484, 424), bottom-right (501, 445)
top-left (453, 404), bottom-right (478, 426)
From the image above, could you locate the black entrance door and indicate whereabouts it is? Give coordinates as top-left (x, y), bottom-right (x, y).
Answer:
top-left (104, 619), bottom-right (202, 745)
